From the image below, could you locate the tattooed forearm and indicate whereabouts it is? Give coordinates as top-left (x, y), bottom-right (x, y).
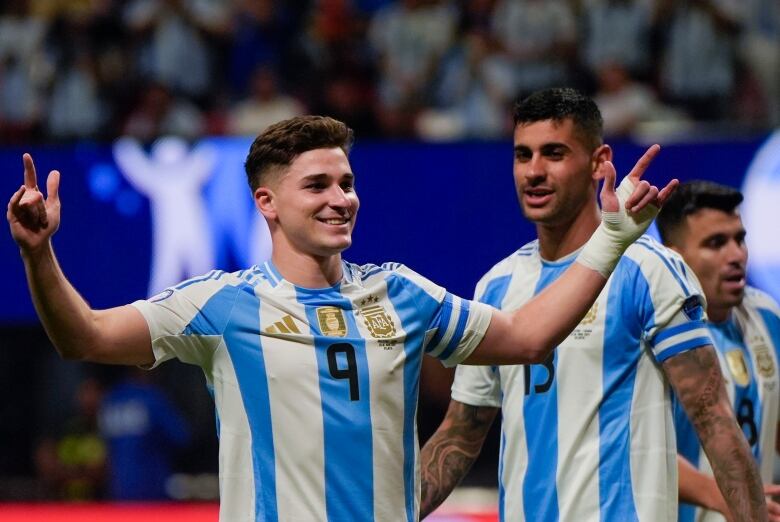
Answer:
top-left (419, 401), bottom-right (498, 519)
top-left (664, 346), bottom-right (767, 522)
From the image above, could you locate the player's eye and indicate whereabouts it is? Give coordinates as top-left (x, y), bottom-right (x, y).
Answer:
top-left (705, 236), bottom-right (727, 249)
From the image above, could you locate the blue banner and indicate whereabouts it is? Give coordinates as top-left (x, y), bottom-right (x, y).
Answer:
top-left (2, 133), bottom-right (778, 323)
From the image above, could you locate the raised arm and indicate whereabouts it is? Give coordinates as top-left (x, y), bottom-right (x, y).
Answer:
top-left (419, 400), bottom-right (499, 519)
top-left (665, 346), bottom-right (767, 522)
top-left (7, 154), bottom-right (153, 366)
top-left (468, 145), bottom-right (678, 364)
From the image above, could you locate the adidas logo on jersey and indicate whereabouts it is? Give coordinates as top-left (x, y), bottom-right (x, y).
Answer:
top-left (264, 315), bottom-right (301, 335)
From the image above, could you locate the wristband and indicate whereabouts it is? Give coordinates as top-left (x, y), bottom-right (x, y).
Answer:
top-left (577, 177), bottom-right (659, 277)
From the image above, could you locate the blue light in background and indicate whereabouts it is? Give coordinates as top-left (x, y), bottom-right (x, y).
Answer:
top-left (88, 163), bottom-right (121, 201)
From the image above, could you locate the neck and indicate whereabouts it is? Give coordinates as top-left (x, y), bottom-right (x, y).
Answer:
top-left (271, 240), bottom-right (344, 288)
top-left (707, 305), bottom-right (732, 324)
top-left (536, 201), bottom-right (601, 261)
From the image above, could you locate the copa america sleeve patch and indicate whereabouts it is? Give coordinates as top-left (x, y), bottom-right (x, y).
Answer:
top-left (682, 295), bottom-right (705, 321)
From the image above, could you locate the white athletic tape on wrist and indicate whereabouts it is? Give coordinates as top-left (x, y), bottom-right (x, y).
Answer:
top-left (577, 176), bottom-right (659, 277)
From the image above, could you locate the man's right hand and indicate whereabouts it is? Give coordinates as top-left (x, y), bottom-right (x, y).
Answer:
top-left (7, 153), bottom-right (61, 254)
top-left (577, 145), bottom-right (678, 277)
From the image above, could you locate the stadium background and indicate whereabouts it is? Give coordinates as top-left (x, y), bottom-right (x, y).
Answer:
top-left (1, 0), bottom-right (779, 520)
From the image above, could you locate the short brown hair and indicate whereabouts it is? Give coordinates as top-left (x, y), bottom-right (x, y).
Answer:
top-left (244, 115), bottom-right (354, 191)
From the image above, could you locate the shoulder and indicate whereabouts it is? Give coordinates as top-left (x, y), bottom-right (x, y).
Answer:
top-left (346, 261), bottom-right (408, 282)
top-left (624, 235), bottom-right (685, 270)
top-left (742, 286), bottom-right (780, 317)
top-left (476, 240), bottom-right (539, 287)
top-left (345, 261), bottom-right (442, 294)
top-left (621, 235), bottom-right (700, 294)
top-left (148, 269), bottom-right (246, 300)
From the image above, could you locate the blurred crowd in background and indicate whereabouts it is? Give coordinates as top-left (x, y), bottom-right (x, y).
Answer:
top-left (1, 0), bottom-right (778, 145)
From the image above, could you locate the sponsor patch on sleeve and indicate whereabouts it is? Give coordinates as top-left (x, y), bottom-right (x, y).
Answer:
top-left (682, 295), bottom-right (704, 321)
top-left (149, 289), bottom-right (174, 303)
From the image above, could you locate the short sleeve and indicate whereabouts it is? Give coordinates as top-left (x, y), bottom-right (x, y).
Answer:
top-left (451, 364), bottom-right (502, 408)
top-left (628, 238), bottom-right (714, 362)
top-left (386, 265), bottom-right (493, 367)
top-left (131, 272), bottom-right (239, 368)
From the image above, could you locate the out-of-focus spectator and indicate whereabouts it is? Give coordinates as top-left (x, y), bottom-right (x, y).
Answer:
top-left (490, 0), bottom-right (577, 97)
top-left (228, 0), bottom-right (297, 100)
top-left (738, 0), bottom-right (780, 126)
top-left (46, 49), bottom-right (106, 140)
top-left (418, 28), bottom-right (513, 140)
top-left (122, 82), bottom-right (205, 141)
top-left (0, 1), bottom-right (47, 66)
top-left (580, 0), bottom-right (653, 80)
top-left (34, 377), bottom-right (107, 500)
top-left (593, 60), bottom-right (688, 138)
top-left (353, 0), bottom-right (395, 16)
top-left (0, 0), bottom-right (48, 143)
top-left (655, 0), bottom-right (743, 121)
top-left (123, 0), bottom-right (230, 102)
top-left (41, 2), bottom-right (130, 141)
top-left (292, 0), bottom-right (377, 135)
top-left (369, 0), bottom-right (458, 135)
top-left (98, 367), bottom-right (191, 501)
top-left (226, 65), bottom-right (304, 137)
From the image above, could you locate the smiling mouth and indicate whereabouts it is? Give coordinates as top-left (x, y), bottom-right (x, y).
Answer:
top-left (318, 217), bottom-right (350, 225)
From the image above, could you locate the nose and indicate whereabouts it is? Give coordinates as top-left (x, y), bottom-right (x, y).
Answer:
top-left (726, 239), bottom-right (748, 266)
top-left (329, 185), bottom-right (351, 209)
top-left (524, 154), bottom-right (546, 183)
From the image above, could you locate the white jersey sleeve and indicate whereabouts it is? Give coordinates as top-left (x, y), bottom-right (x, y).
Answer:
top-left (450, 261), bottom-right (517, 408)
top-left (388, 264), bottom-right (493, 367)
top-left (629, 237), bottom-right (713, 362)
top-left (131, 270), bottom-right (240, 369)
top-left (451, 364), bottom-right (502, 407)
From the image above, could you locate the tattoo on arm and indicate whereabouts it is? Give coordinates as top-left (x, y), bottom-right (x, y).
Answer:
top-left (664, 346), bottom-right (767, 522)
top-left (419, 401), bottom-right (498, 519)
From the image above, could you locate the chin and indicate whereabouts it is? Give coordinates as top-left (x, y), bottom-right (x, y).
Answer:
top-left (521, 206), bottom-right (546, 221)
top-left (317, 239), bottom-right (352, 257)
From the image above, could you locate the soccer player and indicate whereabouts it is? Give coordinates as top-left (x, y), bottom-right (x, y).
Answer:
top-left (656, 181), bottom-right (780, 522)
top-left (419, 89), bottom-right (766, 522)
top-left (9, 115), bottom-right (672, 521)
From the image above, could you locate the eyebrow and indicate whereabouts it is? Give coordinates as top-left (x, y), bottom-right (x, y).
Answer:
top-left (300, 172), bottom-right (354, 182)
top-left (514, 143), bottom-right (570, 153)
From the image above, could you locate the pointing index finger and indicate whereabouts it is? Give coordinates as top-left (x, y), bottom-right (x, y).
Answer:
top-left (627, 144), bottom-right (661, 182)
top-left (22, 153), bottom-right (38, 189)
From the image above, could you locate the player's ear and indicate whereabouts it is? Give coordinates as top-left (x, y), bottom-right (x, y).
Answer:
top-left (591, 144), bottom-right (613, 180)
top-left (255, 186), bottom-right (277, 220)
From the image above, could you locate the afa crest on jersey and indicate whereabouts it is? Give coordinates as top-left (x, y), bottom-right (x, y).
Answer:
top-left (362, 305), bottom-right (396, 338)
top-left (753, 337), bottom-right (776, 379)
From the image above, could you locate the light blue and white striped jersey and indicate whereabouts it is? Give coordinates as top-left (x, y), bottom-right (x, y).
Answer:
top-left (131, 260), bottom-right (492, 522)
top-left (675, 287), bottom-right (780, 522)
top-left (452, 235), bottom-right (713, 522)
